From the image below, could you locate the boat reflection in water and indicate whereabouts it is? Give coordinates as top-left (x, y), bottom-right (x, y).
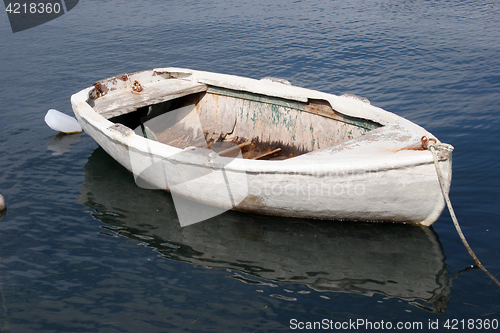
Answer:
top-left (79, 148), bottom-right (451, 313)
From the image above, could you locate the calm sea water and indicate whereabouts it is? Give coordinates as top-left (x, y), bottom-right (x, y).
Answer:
top-left (1, 1), bottom-right (499, 332)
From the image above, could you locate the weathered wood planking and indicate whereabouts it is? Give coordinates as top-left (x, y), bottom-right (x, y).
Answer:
top-left (207, 87), bottom-right (380, 130)
top-left (92, 79), bottom-right (207, 120)
top-left (185, 90), bottom-right (378, 153)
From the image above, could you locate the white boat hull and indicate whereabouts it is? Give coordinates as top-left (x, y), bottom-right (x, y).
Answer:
top-left (72, 68), bottom-right (452, 226)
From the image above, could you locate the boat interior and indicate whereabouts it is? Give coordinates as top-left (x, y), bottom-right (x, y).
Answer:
top-left (105, 85), bottom-right (382, 161)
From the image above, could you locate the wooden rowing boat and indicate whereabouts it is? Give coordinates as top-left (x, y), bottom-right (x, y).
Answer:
top-left (71, 68), bottom-right (453, 226)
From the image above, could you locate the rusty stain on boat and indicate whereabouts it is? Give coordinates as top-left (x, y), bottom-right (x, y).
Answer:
top-left (91, 82), bottom-right (108, 99)
top-left (421, 136), bottom-right (437, 150)
top-left (236, 194), bottom-right (265, 211)
top-left (394, 136), bottom-right (438, 152)
top-left (132, 80), bottom-right (143, 93)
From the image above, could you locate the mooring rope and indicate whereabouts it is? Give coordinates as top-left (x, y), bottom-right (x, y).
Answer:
top-left (427, 141), bottom-right (500, 287)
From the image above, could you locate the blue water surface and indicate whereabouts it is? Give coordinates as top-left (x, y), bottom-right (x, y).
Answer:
top-left (1, 1), bottom-right (499, 332)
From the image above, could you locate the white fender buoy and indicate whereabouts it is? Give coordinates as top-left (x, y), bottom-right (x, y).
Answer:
top-left (45, 109), bottom-right (82, 134)
top-left (0, 194), bottom-right (6, 211)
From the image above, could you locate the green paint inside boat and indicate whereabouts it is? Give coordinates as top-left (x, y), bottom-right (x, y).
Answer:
top-left (107, 85), bottom-right (382, 161)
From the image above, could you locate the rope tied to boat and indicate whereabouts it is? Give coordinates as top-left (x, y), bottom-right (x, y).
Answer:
top-left (424, 136), bottom-right (500, 287)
